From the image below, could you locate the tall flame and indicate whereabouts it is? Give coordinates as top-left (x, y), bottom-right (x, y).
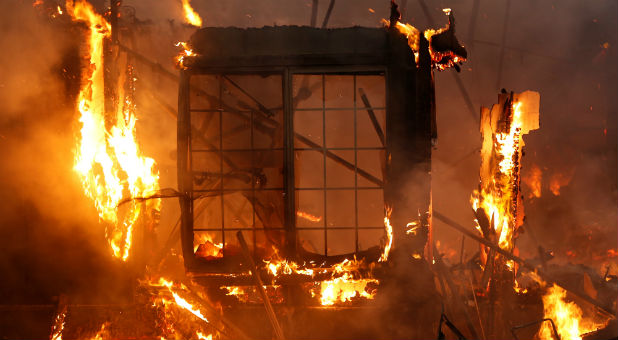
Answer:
top-left (68, 0), bottom-right (160, 261)
top-left (181, 0), bottom-right (202, 27)
top-left (538, 284), bottom-right (605, 340)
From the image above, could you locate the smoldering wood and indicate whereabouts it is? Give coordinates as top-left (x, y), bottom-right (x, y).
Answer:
top-left (433, 210), bottom-right (616, 318)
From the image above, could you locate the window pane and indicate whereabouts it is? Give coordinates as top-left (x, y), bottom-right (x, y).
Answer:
top-left (294, 150), bottom-right (324, 188)
top-left (325, 75), bottom-right (354, 108)
top-left (327, 229), bottom-right (355, 255)
top-left (294, 110), bottom-right (323, 148)
top-left (296, 189), bottom-right (325, 228)
top-left (325, 150), bottom-right (355, 188)
top-left (356, 149), bottom-right (384, 188)
top-left (293, 74), bottom-right (323, 109)
top-left (325, 190), bottom-right (355, 228)
top-left (325, 110), bottom-right (354, 148)
top-left (357, 189), bottom-right (384, 227)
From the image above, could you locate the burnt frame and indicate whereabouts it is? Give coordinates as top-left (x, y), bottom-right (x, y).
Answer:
top-left (178, 27), bottom-right (432, 278)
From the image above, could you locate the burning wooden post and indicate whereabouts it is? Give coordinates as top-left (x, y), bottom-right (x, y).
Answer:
top-left (471, 90), bottom-right (540, 336)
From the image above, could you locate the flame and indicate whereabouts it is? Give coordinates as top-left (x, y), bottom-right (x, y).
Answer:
top-left (154, 278), bottom-right (209, 323)
top-left (296, 210), bottom-right (322, 223)
top-left (538, 284), bottom-right (605, 340)
top-left (379, 208), bottom-right (393, 262)
top-left (196, 332), bottom-right (212, 340)
top-left (175, 41), bottom-right (195, 69)
top-left (68, 0), bottom-right (160, 261)
top-left (194, 233), bottom-right (223, 259)
top-left (523, 164), bottom-right (542, 198)
top-left (181, 0), bottom-right (202, 27)
top-left (318, 274), bottom-right (378, 306)
top-left (471, 101), bottom-right (524, 253)
top-left (383, 11), bottom-right (465, 70)
top-left (49, 309), bottom-right (66, 340)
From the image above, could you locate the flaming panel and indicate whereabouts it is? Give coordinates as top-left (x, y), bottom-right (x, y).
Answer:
top-left (68, 0), bottom-right (160, 261)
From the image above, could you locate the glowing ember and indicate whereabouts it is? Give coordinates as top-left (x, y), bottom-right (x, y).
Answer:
top-left (538, 284), bottom-right (605, 340)
top-left (68, 0), bottom-right (160, 261)
top-left (181, 0), bottom-right (202, 27)
top-left (296, 210), bottom-right (322, 223)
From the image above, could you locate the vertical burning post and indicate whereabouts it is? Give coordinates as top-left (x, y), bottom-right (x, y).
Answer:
top-left (472, 90), bottom-right (539, 277)
top-left (68, 0), bottom-right (161, 262)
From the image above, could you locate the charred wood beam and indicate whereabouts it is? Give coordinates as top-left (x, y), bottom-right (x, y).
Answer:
top-left (236, 231), bottom-right (285, 340)
top-left (433, 210), bottom-right (616, 318)
top-left (320, 0), bottom-right (336, 28)
top-left (358, 88), bottom-right (386, 147)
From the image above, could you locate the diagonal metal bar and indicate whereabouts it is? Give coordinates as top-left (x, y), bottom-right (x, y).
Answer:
top-left (321, 0), bottom-right (336, 28)
top-left (358, 88), bottom-right (385, 147)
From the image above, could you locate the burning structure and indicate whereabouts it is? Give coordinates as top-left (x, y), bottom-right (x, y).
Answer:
top-left (0, 0), bottom-right (616, 340)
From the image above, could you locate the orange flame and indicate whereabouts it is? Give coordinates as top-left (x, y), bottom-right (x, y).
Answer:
top-left (175, 41), bottom-right (195, 70)
top-left (181, 0), bottom-right (202, 27)
top-left (379, 208), bottom-right (393, 262)
top-left (549, 171), bottom-right (573, 196)
top-left (67, 0), bottom-right (160, 261)
top-left (194, 233), bottom-right (223, 259)
top-left (538, 284), bottom-right (605, 340)
top-left (49, 309), bottom-right (66, 340)
top-left (296, 210), bottom-right (322, 223)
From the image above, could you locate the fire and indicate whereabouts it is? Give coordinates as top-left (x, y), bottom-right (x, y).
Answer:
top-left (379, 208), bottom-right (393, 262)
top-left (181, 0), bottom-right (202, 27)
top-left (175, 41), bottom-right (195, 69)
top-left (316, 258), bottom-right (378, 305)
top-left (154, 278), bottom-right (209, 323)
top-left (317, 274), bottom-right (378, 306)
top-left (472, 95), bottom-right (538, 254)
top-left (383, 9), bottom-right (466, 70)
top-left (194, 233), bottom-right (223, 259)
top-left (68, 0), bottom-right (160, 261)
top-left (196, 332), bottom-right (212, 340)
top-left (49, 309), bottom-right (67, 340)
top-left (538, 284), bottom-right (605, 340)
top-left (296, 210), bottom-right (322, 223)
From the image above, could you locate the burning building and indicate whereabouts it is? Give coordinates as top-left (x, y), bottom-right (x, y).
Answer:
top-left (0, 0), bottom-right (616, 340)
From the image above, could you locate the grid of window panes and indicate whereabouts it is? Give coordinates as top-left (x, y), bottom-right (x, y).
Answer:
top-left (188, 74), bottom-right (285, 257)
top-left (292, 74), bottom-right (386, 256)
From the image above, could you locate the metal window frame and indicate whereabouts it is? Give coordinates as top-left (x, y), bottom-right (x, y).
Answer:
top-left (179, 66), bottom-right (388, 274)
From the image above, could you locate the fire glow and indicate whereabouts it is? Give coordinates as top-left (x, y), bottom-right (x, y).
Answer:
top-left (68, 0), bottom-right (160, 261)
